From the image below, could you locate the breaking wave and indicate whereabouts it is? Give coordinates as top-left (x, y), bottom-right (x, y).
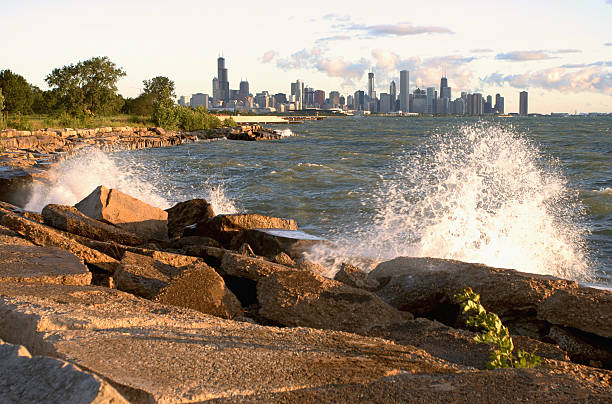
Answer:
top-left (308, 123), bottom-right (593, 282)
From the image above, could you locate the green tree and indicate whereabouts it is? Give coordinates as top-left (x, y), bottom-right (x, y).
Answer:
top-left (143, 76), bottom-right (175, 103)
top-left (45, 56), bottom-right (126, 116)
top-left (122, 93), bottom-right (154, 115)
top-left (148, 76), bottom-right (178, 128)
top-left (0, 70), bottom-right (34, 113)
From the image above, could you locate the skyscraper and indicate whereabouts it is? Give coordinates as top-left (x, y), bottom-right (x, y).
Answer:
top-left (440, 76), bottom-right (451, 100)
top-left (212, 77), bottom-right (219, 100)
top-left (389, 81), bottom-right (397, 112)
top-left (368, 72), bottom-right (375, 99)
top-left (426, 87), bottom-right (436, 114)
top-left (495, 94), bottom-right (505, 114)
top-left (519, 91), bottom-right (528, 116)
top-left (400, 70), bottom-right (409, 112)
top-left (314, 90), bottom-right (325, 107)
top-left (239, 80), bottom-right (249, 98)
top-left (217, 57), bottom-right (229, 102)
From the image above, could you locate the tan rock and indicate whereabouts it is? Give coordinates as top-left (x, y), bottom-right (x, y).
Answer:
top-left (273, 252), bottom-right (296, 267)
top-left (114, 252), bottom-right (180, 298)
top-left (42, 204), bottom-right (145, 246)
top-left (0, 340), bottom-right (128, 403)
top-left (0, 283), bottom-right (455, 402)
top-left (155, 263), bottom-right (242, 319)
top-left (0, 224), bottom-right (33, 246)
top-left (75, 185), bottom-right (168, 241)
top-left (0, 207), bottom-right (118, 273)
top-left (166, 199), bottom-right (215, 239)
top-left (241, 228), bottom-right (326, 259)
top-left (0, 244), bottom-right (91, 285)
top-left (221, 252), bottom-right (295, 281)
top-left (187, 213), bottom-right (297, 245)
top-left (257, 269), bottom-right (412, 333)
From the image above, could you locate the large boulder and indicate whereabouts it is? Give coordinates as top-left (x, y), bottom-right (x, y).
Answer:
top-left (75, 185), bottom-right (168, 241)
top-left (0, 207), bottom-right (118, 273)
top-left (0, 340), bottom-right (128, 403)
top-left (257, 269), bottom-right (412, 333)
top-left (0, 224), bottom-right (32, 246)
top-left (220, 252), bottom-right (296, 281)
top-left (370, 257), bottom-right (576, 318)
top-left (0, 283), bottom-right (459, 402)
top-left (42, 204), bottom-right (145, 246)
top-left (186, 213), bottom-right (297, 245)
top-left (115, 251), bottom-right (240, 319)
top-left (166, 199), bottom-right (215, 239)
top-left (0, 244), bottom-right (91, 285)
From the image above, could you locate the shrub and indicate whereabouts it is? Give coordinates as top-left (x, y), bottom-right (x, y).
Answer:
top-left (454, 287), bottom-right (541, 369)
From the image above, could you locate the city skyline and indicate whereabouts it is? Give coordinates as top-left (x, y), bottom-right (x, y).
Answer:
top-left (2, 0), bottom-right (611, 113)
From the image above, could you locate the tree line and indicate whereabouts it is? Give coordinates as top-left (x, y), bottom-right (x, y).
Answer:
top-left (0, 56), bottom-right (230, 130)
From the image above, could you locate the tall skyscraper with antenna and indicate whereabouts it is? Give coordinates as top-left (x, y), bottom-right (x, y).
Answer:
top-left (217, 56), bottom-right (229, 102)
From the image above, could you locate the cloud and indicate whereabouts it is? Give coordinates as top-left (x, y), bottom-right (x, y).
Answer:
top-left (552, 49), bottom-right (582, 54)
top-left (495, 50), bottom-right (555, 61)
top-left (605, 42), bottom-right (612, 46)
top-left (482, 67), bottom-right (612, 95)
top-left (316, 34), bottom-right (352, 43)
top-left (347, 22), bottom-right (453, 37)
top-left (470, 48), bottom-right (493, 53)
top-left (323, 13), bottom-right (350, 22)
top-left (561, 61), bottom-right (612, 68)
top-left (275, 48), bottom-right (368, 86)
top-left (261, 50), bottom-right (277, 63)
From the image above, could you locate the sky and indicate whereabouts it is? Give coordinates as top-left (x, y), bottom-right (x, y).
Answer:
top-left (2, 0), bottom-right (611, 113)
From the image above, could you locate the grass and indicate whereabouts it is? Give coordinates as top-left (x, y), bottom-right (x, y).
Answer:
top-left (0, 113), bottom-right (154, 131)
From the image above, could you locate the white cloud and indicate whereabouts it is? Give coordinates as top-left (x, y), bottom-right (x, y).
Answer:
top-left (348, 22), bottom-right (453, 37)
top-left (482, 67), bottom-right (612, 95)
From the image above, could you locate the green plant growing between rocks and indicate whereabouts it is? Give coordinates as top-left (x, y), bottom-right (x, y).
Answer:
top-left (454, 287), bottom-right (541, 369)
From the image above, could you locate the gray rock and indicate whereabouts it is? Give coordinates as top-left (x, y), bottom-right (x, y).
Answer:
top-left (0, 340), bottom-right (128, 403)
top-left (240, 228), bottom-right (326, 259)
top-left (334, 262), bottom-right (380, 290)
top-left (257, 269), bottom-right (412, 333)
top-left (0, 244), bottom-right (91, 285)
top-left (166, 199), bottom-right (215, 239)
top-left (75, 185), bottom-right (168, 241)
top-left (187, 213), bottom-right (298, 245)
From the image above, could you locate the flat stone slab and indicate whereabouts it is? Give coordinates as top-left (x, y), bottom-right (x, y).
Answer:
top-left (0, 244), bottom-right (91, 285)
top-left (0, 283), bottom-right (455, 402)
top-left (0, 340), bottom-right (128, 403)
top-left (242, 228), bottom-right (328, 259)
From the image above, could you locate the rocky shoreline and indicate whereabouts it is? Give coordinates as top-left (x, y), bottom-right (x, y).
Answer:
top-left (0, 128), bottom-right (610, 402)
top-left (0, 124), bottom-right (288, 207)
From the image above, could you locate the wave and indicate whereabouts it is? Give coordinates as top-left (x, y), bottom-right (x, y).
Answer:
top-left (24, 149), bottom-right (240, 215)
top-left (594, 187), bottom-right (612, 195)
top-left (274, 128), bottom-right (295, 137)
top-left (308, 123), bottom-right (593, 282)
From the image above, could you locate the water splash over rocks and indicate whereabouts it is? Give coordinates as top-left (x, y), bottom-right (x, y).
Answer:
top-left (309, 123), bottom-right (593, 282)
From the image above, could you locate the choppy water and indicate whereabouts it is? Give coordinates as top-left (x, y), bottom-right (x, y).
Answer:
top-left (26, 117), bottom-right (612, 286)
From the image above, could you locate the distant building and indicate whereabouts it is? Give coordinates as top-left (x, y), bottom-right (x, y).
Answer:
top-left (472, 93), bottom-right (483, 115)
top-left (212, 78), bottom-right (219, 100)
top-left (425, 87), bottom-right (436, 114)
top-left (354, 90), bottom-right (365, 111)
top-left (329, 91), bottom-right (340, 107)
top-left (314, 90), bottom-right (325, 107)
top-left (495, 94), bottom-right (505, 114)
top-left (368, 72), bottom-right (375, 99)
top-left (291, 80), bottom-right (304, 109)
top-left (440, 76), bottom-right (451, 100)
top-left (389, 81), bottom-right (397, 112)
top-left (412, 88), bottom-right (426, 113)
top-left (178, 96), bottom-right (189, 107)
top-left (274, 93), bottom-right (287, 104)
top-left (190, 93), bottom-right (209, 108)
top-left (239, 80), bottom-right (249, 98)
top-left (379, 93), bottom-right (391, 113)
top-left (400, 70), bottom-right (409, 112)
top-left (339, 95), bottom-right (345, 107)
top-left (519, 91), bottom-right (528, 116)
top-left (217, 57), bottom-right (229, 102)
top-left (255, 91), bottom-right (269, 108)
top-left (347, 94), bottom-right (354, 109)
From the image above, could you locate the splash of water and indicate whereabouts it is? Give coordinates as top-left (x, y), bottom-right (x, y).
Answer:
top-left (308, 123), bottom-right (593, 282)
top-left (274, 128), bottom-right (295, 137)
top-left (25, 149), bottom-right (170, 211)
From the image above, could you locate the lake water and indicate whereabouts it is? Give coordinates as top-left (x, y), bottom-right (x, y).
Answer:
top-left (25, 116), bottom-right (612, 286)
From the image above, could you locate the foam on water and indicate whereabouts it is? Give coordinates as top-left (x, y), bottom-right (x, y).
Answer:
top-left (308, 123), bottom-right (593, 282)
top-left (25, 149), bottom-right (170, 211)
top-left (274, 128), bottom-right (295, 137)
